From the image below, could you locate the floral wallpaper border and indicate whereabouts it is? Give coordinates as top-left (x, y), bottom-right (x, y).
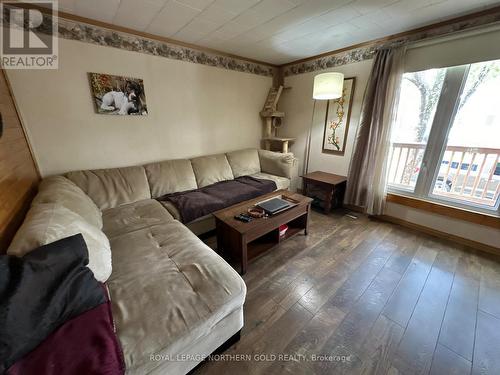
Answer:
top-left (56, 18), bottom-right (276, 77)
top-left (1, 5), bottom-right (276, 77)
top-left (283, 8), bottom-right (500, 76)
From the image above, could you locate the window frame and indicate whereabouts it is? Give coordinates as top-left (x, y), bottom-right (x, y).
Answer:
top-left (388, 63), bottom-right (500, 216)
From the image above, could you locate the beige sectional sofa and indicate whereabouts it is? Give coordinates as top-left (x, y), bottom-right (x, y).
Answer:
top-left (7, 148), bottom-right (298, 375)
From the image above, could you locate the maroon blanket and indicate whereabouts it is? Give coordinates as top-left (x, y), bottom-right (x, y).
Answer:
top-left (7, 300), bottom-right (124, 375)
top-left (160, 176), bottom-right (277, 223)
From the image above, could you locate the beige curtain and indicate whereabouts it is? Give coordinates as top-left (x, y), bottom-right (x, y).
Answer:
top-left (345, 46), bottom-right (406, 215)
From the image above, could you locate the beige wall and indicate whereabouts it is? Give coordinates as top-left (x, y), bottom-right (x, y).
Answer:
top-left (281, 59), bottom-right (374, 181)
top-left (7, 38), bottom-right (271, 176)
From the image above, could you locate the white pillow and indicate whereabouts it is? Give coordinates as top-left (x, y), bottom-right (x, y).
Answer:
top-left (8, 203), bottom-right (112, 282)
top-left (32, 176), bottom-right (103, 229)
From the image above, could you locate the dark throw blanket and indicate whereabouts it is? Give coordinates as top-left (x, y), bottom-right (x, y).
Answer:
top-left (0, 234), bottom-right (124, 375)
top-left (160, 176), bottom-right (277, 223)
top-left (6, 301), bottom-right (123, 375)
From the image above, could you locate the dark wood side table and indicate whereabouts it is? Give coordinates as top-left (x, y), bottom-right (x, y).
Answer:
top-left (301, 171), bottom-right (347, 214)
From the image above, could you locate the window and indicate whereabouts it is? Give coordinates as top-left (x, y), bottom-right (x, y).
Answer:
top-left (388, 68), bottom-right (445, 191)
top-left (388, 59), bottom-right (500, 214)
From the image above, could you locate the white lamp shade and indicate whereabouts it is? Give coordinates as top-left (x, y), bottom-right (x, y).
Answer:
top-left (312, 72), bottom-right (344, 100)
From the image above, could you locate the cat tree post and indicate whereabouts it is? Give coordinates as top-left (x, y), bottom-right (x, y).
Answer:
top-left (260, 86), bottom-right (295, 153)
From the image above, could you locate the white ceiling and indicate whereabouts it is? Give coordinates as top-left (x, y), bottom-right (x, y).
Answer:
top-left (55, 0), bottom-right (500, 65)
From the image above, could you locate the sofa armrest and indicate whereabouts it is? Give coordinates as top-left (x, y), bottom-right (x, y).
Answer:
top-left (258, 150), bottom-right (298, 180)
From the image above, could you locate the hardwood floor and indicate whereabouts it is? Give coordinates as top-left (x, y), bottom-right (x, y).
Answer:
top-left (196, 210), bottom-right (500, 375)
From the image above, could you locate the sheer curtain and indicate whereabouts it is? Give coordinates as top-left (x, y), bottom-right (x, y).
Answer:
top-left (345, 46), bottom-right (406, 215)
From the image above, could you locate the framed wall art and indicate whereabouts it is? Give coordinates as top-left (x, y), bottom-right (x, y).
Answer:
top-left (88, 73), bottom-right (148, 116)
top-left (322, 77), bottom-right (355, 155)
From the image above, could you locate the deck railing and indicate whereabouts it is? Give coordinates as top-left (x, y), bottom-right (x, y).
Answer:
top-left (388, 142), bottom-right (500, 207)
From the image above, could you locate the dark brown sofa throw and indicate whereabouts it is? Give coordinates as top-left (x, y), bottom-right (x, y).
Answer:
top-left (159, 176), bottom-right (276, 223)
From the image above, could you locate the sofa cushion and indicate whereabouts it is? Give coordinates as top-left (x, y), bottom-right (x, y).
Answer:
top-left (32, 176), bottom-right (103, 229)
top-left (144, 159), bottom-right (197, 198)
top-left (107, 220), bottom-right (246, 374)
top-left (226, 149), bottom-right (261, 178)
top-left (258, 149), bottom-right (297, 179)
top-left (102, 199), bottom-right (174, 238)
top-left (190, 154), bottom-right (234, 188)
top-left (7, 203), bottom-right (112, 282)
top-left (66, 166), bottom-right (151, 210)
top-left (250, 172), bottom-right (290, 190)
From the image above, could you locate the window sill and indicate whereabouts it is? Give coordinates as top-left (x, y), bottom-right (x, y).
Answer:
top-left (386, 193), bottom-right (500, 229)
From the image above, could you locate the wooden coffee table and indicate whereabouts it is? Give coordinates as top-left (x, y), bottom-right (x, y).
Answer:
top-left (213, 190), bottom-right (313, 274)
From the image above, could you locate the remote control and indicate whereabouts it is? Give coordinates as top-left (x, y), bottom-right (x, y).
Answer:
top-left (234, 214), bottom-right (252, 223)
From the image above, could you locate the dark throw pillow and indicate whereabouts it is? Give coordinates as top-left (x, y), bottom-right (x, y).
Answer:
top-left (0, 234), bottom-right (107, 372)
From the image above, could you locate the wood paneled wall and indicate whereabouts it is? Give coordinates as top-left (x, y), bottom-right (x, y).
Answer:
top-left (0, 70), bottom-right (39, 252)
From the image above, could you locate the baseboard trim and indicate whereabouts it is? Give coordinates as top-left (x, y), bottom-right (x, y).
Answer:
top-left (376, 214), bottom-right (500, 257)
